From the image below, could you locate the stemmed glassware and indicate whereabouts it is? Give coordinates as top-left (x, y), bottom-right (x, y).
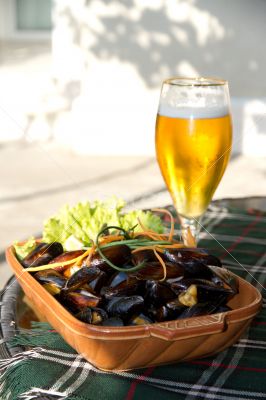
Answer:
top-left (155, 77), bottom-right (232, 245)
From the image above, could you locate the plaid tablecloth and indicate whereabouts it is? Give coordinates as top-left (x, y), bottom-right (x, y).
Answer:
top-left (0, 204), bottom-right (266, 400)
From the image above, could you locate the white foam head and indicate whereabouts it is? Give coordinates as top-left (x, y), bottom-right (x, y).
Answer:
top-left (158, 104), bottom-right (229, 119)
top-left (158, 79), bottom-right (231, 119)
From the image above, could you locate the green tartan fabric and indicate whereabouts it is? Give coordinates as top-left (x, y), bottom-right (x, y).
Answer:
top-left (0, 205), bottom-right (266, 400)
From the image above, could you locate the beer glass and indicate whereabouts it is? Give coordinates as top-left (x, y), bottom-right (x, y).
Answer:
top-left (155, 77), bottom-right (232, 244)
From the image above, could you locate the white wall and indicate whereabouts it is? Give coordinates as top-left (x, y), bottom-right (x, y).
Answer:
top-left (48, 0), bottom-right (266, 155)
top-left (1, 0), bottom-right (266, 155)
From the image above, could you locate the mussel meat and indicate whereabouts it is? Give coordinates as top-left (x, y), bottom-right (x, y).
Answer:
top-left (34, 269), bottom-right (66, 295)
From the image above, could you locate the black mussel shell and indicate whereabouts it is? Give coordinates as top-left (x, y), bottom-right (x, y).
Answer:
top-left (145, 280), bottom-right (176, 307)
top-left (191, 279), bottom-right (234, 304)
top-left (22, 242), bottom-right (63, 268)
top-left (108, 271), bottom-right (129, 288)
top-left (89, 270), bottom-right (108, 293)
top-left (101, 277), bottom-right (145, 300)
top-left (34, 269), bottom-right (66, 295)
top-left (101, 317), bottom-right (124, 326)
top-left (106, 295), bottom-right (144, 321)
top-left (148, 305), bottom-right (169, 322)
top-left (208, 265), bottom-right (239, 293)
top-left (133, 261), bottom-right (184, 281)
top-left (166, 298), bottom-right (187, 315)
top-left (163, 249), bottom-right (221, 280)
top-left (129, 313), bottom-right (153, 325)
top-left (75, 307), bottom-right (108, 324)
top-left (61, 289), bottom-right (101, 312)
top-left (64, 266), bottom-right (101, 292)
top-left (164, 248), bottom-right (222, 267)
top-left (49, 250), bottom-right (85, 272)
top-left (177, 302), bottom-right (218, 319)
top-left (89, 244), bottom-right (132, 273)
top-left (132, 249), bottom-right (157, 265)
top-left (75, 308), bottom-right (92, 323)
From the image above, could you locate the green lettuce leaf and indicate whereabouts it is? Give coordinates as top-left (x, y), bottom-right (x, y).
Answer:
top-left (13, 236), bottom-right (37, 260)
top-left (42, 198), bottom-right (164, 249)
top-left (120, 210), bottom-right (164, 233)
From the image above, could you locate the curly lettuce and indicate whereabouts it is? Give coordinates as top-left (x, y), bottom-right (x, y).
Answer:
top-left (13, 236), bottom-right (37, 260)
top-left (43, 198), bottom-right (164, 250)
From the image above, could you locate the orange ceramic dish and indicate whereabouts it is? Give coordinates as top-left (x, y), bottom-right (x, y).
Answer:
top-left (6, 245), bottom-right (262, 371)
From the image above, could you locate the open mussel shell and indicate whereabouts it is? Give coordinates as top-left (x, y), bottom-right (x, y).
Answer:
top-left (22, 242), bottom-right (63, 268)
top-left (88, 244), bottom-right (132, 273)
top-left (61, 289), bottom-right (101, 312)
top-left (34, 269), bottom-right (66, 295)
top-left (76, 307), bottom-right (108, 325)
top-left (49, 250), bottom-right (85, 272)
top-left (64, 266), bottom-right (101, 292)
top-left (106, 295), bottom-right (144, 321)
top-left (172, 278), bottom-right (234, 306)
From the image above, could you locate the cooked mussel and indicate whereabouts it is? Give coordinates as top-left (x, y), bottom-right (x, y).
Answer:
top-left (177, 302), bottom-right (218, 319)
top-left (89, 270), bottom-right (108, 293)
top-left (164, 248), bottom-right (221, 267)
top-left (22, 242), bottom-right (63, 268)
top-left (163, 248), bottom-right (221, 281)
top-left (129, 313), bottom-right (153, 325)
top-left (61, 289), bottom-right (101, 312)
top-left (88, 244), bottom-right (132, 273)
top-left (132, 249), bottom-right (157, 265)
top-left (64, 266), bottom-right (101, 292)
top-left (174, 279), bottom-right (234, 305)
top-left (49, 250), bottom-right (85, 272)
top-left (208, 265), bottom-right (239, 293)
top-left (106, 295), bottom-right (144, 321)
top-left (34, 269), bottom-right (66, 295)
top-left (133, 261), bottom-right (184, 281)
top-left (101, 277), bottom-right (144, 300)
top-left (76, 307), bottom-right (108, 324)
top-left (145, 280), bottom-right (176, 307)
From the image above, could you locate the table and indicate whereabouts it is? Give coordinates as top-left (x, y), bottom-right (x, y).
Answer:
top-left (0, 198), bottom-right (266, 400)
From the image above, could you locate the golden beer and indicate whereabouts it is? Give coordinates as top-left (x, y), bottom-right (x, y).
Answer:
top-left (155, 113), bottom-right (232, 218)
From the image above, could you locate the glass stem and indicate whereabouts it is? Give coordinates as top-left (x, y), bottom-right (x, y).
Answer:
top-left (178, 215), bottom-right (201, 247)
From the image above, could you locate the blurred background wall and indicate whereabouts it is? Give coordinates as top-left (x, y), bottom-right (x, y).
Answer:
top-left (0, 0), bottom-right (266, 155)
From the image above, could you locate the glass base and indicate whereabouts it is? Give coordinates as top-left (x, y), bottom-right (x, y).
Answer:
top-left (178, 215), bottom-right (201, 247)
